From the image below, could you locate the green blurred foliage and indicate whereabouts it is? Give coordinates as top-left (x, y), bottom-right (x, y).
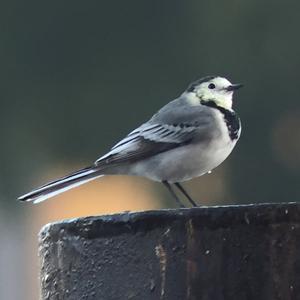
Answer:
top-left (1, 0), bottom-right (299, 209)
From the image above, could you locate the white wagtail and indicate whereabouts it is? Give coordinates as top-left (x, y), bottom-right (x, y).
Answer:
top-left (18, 76), bottom-right (243, 207)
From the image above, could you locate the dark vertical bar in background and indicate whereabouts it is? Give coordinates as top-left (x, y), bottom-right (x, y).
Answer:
top-left (39, 203), bottom-right (300, 299)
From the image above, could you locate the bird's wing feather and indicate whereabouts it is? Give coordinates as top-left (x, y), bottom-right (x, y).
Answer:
top-left (95, 98), bottom-right (215, 167)
top-left (96, 123), bottom-right (212, 167)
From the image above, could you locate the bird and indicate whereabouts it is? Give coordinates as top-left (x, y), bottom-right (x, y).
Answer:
top-left (18, 76), bottom-right (243, 207)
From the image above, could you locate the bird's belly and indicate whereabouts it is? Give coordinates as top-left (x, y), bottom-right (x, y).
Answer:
top-left (128, 138), bottom-right (237, 183)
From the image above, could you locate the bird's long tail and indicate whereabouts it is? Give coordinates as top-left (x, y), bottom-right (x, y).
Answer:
top-left (18, 166), bottom-right (104, 204)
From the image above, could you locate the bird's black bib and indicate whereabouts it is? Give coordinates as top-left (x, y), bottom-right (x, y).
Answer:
top-left (202, 100), bottom-right (241, 140)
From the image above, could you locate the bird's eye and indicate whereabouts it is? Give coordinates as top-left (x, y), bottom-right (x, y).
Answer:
top-left (208, 83), bottom-right (216, 89)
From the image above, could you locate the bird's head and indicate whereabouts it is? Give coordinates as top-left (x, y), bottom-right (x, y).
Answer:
top-left (185, 76), bottom-right (243, 110)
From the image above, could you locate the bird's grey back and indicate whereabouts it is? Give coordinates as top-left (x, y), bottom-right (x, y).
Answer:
top-left (149, 95), bottom-right (215, 128)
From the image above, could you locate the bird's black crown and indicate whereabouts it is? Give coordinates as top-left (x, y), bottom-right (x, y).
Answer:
top-left (186, 76), bottom-right (216, 92)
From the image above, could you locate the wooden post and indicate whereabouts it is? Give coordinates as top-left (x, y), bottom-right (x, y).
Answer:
top-left (39, 203), bottom-right (300, 299)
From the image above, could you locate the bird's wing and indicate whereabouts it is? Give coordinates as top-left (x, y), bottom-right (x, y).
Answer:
top-left (95, 104), bottom-right (214, 167)
top-left (95, 123), bottom-right (193, 166)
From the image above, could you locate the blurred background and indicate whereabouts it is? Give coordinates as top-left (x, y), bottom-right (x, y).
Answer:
top-left (0, 0), bottom-right (300, 298)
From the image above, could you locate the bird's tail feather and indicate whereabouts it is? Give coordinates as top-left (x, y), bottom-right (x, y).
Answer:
top-left (18, 166), bottom-right (104, 204)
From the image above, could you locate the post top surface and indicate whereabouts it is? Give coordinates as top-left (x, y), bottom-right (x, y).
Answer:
top-left (39, 202), bottom-right (300, 241)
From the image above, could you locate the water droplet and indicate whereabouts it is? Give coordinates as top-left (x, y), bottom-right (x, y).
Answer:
top-left (150, 279), bottom-right (155, 291)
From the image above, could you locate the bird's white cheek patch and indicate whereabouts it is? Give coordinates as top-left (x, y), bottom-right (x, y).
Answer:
top-left (215, 98), bottom-right (232, 110)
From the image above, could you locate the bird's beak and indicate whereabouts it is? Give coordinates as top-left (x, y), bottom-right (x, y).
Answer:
top-left (226, 83), bottom-right (243, 91)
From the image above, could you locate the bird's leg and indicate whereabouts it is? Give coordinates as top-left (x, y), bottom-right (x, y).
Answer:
top-left (174, 182), bottom-right (198, 207)
top-left (162, 181), bottom-right (185, 208)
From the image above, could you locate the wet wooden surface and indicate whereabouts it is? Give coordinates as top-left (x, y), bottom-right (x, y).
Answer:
top-left (39, 203), bottom-right (300, 300)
